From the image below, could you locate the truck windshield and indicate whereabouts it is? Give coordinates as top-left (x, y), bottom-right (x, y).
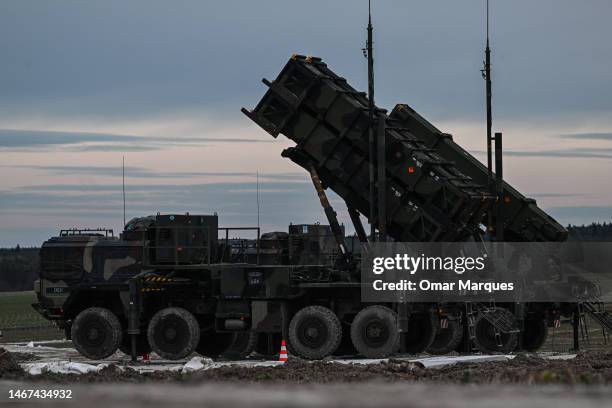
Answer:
top-left (40, 246), bottom-right (84, 281)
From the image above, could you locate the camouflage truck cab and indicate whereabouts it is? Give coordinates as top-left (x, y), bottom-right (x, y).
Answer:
top-left (33, 214), bottom-right (223, 360)
top-left (35, 228), bottom-right (141, 320)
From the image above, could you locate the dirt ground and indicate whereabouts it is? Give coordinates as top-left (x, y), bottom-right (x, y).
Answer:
top-left (4, 348), bottom-right (612, 407)
top-left (2, 346), bottom-right (612, 386)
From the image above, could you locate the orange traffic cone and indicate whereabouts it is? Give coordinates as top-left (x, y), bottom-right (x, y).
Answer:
top-left (279, 340), bottom-right (289, 363)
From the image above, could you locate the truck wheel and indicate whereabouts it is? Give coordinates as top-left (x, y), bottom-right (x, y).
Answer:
top-left (350, 306), bottom-right (399, 358)
top-left (427, 319), bottom-right (463, 355)
top-left (147, 307), bottom-right (200, 360)
top-left (404, 312), bottom-right (437, 354)
top-left (71, 307), bottom-right (122, 360)
top-left (473, 308), bottom-right (518, 354)
top-left (289, 306), bottom-right (342, 360)
top-left (119, 333), bottom-right (152, 357)
top-left (196, 330), bottom-right (234, 358)
top-left (221, 332), bottom-right (258, 359)
top-left (521, 318), bottom-right (548, 351)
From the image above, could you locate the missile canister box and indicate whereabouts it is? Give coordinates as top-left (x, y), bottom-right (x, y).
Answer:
top-left (389, 104), bottom-right (567, 242)
top-left (243, 55), bottom-right (495, 242)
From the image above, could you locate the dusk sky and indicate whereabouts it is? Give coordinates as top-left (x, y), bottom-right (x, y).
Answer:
top-left (1, 0), bottom-right (612, 246)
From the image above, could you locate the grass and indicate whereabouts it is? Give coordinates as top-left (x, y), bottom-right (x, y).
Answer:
top-left (542, 311), bottom-right (612, 353)
top-left (0, 291), bottom-right (63, 343)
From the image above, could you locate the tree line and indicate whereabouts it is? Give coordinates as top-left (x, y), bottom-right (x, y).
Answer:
top-left (0, 246), bottom-right (40, 292)
top-left (567, 222), bottom-right (612, 241)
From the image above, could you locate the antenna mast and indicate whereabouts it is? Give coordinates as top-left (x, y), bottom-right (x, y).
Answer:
top-left (366, 0), bottom-right (376, 242)
top-left (482, 0), bottom-right (494, 234)
top-left (122, 156), bottom-right (126, 227)
top-left (256, 170), bottom-right (260, 235)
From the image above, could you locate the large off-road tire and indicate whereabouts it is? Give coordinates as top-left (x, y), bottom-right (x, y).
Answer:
top-left (119, 333), bottom-right (152, 357)
top-left (427, 318), bottom-right (464, 355)
top-left (473, 308), bottom-right (518, 354)
top-left (521, 318), bottom-right (548, 351)
top-left (196, 330), bottom-right (234, 358)
top-left (404, 312), bottom-right (437, 354)
top-left (147, 307), bottom-right (200, 360)
top-left (350, 306), bottom-right (399, 359)
top-left (71, 307), bottom-right (122, 360)
top-left (288, 306), bottom-right (342, 360)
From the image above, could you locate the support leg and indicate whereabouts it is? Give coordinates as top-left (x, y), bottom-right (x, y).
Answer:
top-left (127, 278), bottom-right (141, 363)
top-left (572, 307), bottom-right (580, 352)
top-left (348, 207), bottom-right (369, 245)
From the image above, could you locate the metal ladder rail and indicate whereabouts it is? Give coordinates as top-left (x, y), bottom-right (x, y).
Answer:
top-left (583, 302), bottom-right (612, 336)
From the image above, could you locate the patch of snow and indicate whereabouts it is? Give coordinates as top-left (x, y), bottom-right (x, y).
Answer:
top-left (333, 354), bottom-right (513, 368)
top-left (181, 356), bottom-right (215, 374)
top-left (542, 354), bottom-right (577, 360)
top-left (23, 361), bottom-right (110, 375)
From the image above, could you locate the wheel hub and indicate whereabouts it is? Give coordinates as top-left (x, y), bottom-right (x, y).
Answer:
top-left (154, 315), bottom-right (189, 354)
top-left (298, 318), bottom-right (327, 348)
top-left (87, 327), bottom-right (100, 340)
top-left (164, 327), bottom-right (178, 341)
top-left (306, 327), bottom-right (319, 338)
top-left (362, 320), bottom-right (389, 347)
top-left (82, 322), bottom-right (106, 346)
top-left (366, 324), bottom-right (383, 338)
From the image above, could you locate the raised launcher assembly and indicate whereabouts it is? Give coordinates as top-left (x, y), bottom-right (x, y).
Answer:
top-left (389, 104), bottom-right (567, 242)
top-left (243, 55), bottom-right (495, 242)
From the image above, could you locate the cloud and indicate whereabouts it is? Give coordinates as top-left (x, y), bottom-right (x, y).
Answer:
top-left (473, 148), bottom-right (612, 159)
top-left (0, 180), bottom-right (338, 246)
top-left (2, 0), bottom-right (612, 245)
top-left (3, 0), bottom-right (612, 122)
top-left (529, 193), bottom-right (586, 198)
top-left (546, 206), bottom-right (612, 227)
top-left (0, 129), bottom-right (269, 151)
top-left (0, 181), bottom-right (316, 212)
top-left (1, 164), bottom-right (307, 181)
top-left (559, 133), bottom-right (612, 142)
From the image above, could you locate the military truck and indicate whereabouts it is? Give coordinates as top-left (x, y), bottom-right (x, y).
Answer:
top-left (34, 213), bottom-right (365, 360)
top-left (34, 54), bottom-right (611, 361)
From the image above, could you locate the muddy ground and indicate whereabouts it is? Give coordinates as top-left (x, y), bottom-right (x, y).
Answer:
top-left (2, 347), bottom-right (612, 385)
top-left (4, 348), bottom-right (612, 407)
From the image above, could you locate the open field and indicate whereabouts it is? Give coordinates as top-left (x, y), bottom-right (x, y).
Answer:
top-left (0, 291), bottom-right (62, 343)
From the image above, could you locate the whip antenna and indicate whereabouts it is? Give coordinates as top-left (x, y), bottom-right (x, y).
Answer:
top-left (122, 156), bottom-right (126, 227)
top-left (482, 0), bottom-right (494, 234)
top-left (366, 0), bottom-right (376, 241)
top-left (256, 170), bottom-right (260, 234)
